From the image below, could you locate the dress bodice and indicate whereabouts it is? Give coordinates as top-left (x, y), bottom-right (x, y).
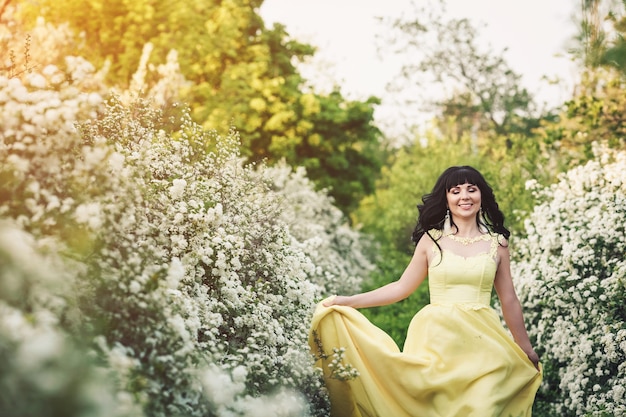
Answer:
top-left (427, 231), bottom-right (501, 306)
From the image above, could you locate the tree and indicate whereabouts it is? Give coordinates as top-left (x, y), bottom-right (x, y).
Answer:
top-left (294, 92), bottom-right (383, 214)
top-left (575, 0), bottom-right (611, 67)
top-left (603, 0), bottom-right (626, 71)
top-left (15, 0), bottom-right (383, 215)
top-left (380, 1), bottom-right (542, 141)
top-left (536, 68), bottom-right (626, 168)
top-left (571, 0), bottom-right (626, 69)
top-left (529, 1), bottom-right (626, 170)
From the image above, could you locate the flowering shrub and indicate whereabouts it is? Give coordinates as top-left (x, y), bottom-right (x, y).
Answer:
top-left (121, 41), bottom-right (190, 108)
top-left (0, 12), bottom-right (382, 415)
top-left (200, 365), bottom-right (308, 417)
top-left (264, 162), bottom-right (372, 296)
top-left (0, 56), bottom-right (380, 416)
top-left (76, 97), bottom-right (329, 416)
top-left (0, 223), bottom-right (138, 417)
top-left (512, 145), bottom-right (626, 416)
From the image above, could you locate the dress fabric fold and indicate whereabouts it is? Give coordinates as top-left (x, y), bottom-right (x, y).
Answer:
top-left (309, 233), bottom-right (542, 417)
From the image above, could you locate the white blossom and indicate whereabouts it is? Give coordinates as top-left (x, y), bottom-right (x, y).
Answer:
top-left (74, 202), bottom-right (103, 230)
top-left (512, 145), bottom-right (626, 416)
top-left (169, 178), bottom-right (187, 200)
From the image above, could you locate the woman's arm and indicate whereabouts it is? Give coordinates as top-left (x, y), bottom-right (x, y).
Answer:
top-left (494, 244), bottom-right (540, 370)
top-left (323, 234), bottom-right (431, 309)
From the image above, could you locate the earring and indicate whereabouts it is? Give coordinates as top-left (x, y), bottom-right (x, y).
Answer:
top-left (444, 208), bottom-right (452, 234)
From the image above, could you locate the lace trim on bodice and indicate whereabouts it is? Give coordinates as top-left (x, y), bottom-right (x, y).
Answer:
top-left (427, 229), bottom-right (501, 262)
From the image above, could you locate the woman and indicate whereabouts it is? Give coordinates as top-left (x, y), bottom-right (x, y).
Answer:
top-left (309, 166), bottom-right (542, 417)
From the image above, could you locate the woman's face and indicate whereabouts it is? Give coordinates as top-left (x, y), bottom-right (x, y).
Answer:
top-left (446, 182), bottom-right (481, 221)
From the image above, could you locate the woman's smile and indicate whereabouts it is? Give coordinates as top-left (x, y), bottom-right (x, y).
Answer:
top-left (447, 183), bottom-right (482, 219)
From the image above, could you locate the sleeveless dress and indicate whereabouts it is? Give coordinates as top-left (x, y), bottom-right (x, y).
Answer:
top-left (309, 231), bottom-right (542, 417)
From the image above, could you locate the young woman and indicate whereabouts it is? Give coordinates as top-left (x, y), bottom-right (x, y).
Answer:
top-left (310, 166), bottom-right (542, 417)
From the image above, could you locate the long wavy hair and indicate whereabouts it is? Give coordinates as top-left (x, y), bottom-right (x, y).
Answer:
top-left (411, 166), bottom-right (510, 245)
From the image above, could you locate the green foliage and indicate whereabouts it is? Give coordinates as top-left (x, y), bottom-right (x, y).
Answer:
top-left (604, 8), bottom-right (626, 71)
top-left (297, 93), bottom-right (383, 214)
top-left (360, 246), bottom-right (430, 348)
top-left (537, 69), bottom-right (626, 169)
top-left (476, 132), bottom-right (554, 238)
top-left (15, 0), bottom-right (384, 215)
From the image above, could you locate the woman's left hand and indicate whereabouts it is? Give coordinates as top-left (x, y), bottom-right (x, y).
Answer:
top-left (525, 348), bottom-right (540, 370)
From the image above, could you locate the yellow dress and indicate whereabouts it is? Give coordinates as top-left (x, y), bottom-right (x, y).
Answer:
top-left (309, 232), bottom-right (542, 417)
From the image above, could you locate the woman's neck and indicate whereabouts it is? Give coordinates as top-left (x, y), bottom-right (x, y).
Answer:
top-left (450, 218), bottom-right (482, 237)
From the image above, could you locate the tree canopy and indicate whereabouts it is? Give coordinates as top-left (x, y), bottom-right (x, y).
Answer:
top-left (14, 0), bottom-right (383, 215)
top-left (380, 1), bottom-right (544, 142)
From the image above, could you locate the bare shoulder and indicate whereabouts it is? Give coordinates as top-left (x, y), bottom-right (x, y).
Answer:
top-left (494, 233), bottom-right (509, 250)
top-left (495, 235), bottom-right (511, 266)
top-left (414, 231), bottom-right (437, 255)
top-left (428, 229), bottom-right (443, 240)
top-left (421, 229), bottom-right (441, 244)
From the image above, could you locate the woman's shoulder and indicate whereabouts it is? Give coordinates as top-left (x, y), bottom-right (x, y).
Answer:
top-left (426, 228), bottom-right (443, 240)
top-left (494, 232), bottom-right (508, 245)
top-left (490, 232), bottom-right (509, 253)
top-left (414, 229), bottom-right (441, 256)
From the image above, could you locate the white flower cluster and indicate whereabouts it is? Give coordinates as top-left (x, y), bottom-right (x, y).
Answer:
top-left (66, 97), bottom-right (333, 416)
top-left (119, 42), bottom-right (190, 108)
top-left (0, 62), bottom-right (103, 146)
top-left (326, 347), bottom-right (360, 382)
top-left (201, 365), bottom-right (307, 417)
top-left (264, 162), bottom-right (373, 296)
top-left (512, 145), bottom-right (626, 416)
top-left (0, 224), bottom-right (138, 417)
top-left (0, 58), bottom-right (113, 267)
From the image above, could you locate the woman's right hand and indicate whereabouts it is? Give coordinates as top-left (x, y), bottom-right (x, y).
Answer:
top-left (323, 295), bottom-right (351, 307)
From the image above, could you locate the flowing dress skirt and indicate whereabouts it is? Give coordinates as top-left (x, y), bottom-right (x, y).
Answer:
top-left (309, 300), bottom-right (542, 417)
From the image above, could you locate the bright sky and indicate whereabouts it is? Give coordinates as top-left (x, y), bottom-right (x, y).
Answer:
top-left (260, 0), bottom-right (580, 138)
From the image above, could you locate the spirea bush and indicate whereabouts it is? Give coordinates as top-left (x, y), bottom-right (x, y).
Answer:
top-left (265, 162), bottom-right (371, 296)
top-left (76, 97), bottom-right (330, 416)
top-left (0, 49), bottom-right (381, 414)
top-left (512, 145), bottom-right (626, 416)
top-left (1, 14), bottom-right (379, 414)
top-left (0, 223), bottom-right (139, 417)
